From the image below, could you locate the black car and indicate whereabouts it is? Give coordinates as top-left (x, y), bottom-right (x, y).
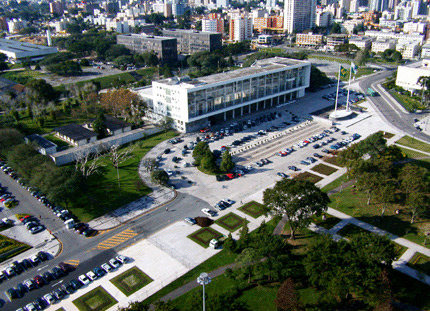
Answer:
top-left (288, 166), bottom-right (299, 171)
top-left (164, 148), bottom-right (171, 154)
top-left (93, 267), bottom-right (105, 278)
top-left (70, 279), bottom-right (82, 290)
top-left (62, 284), bottom-right (75, 295)
top-left (313, 153), bottom-right (323, 158)
top-left (15, 283), bottom-right (27, 296)
top-left (35, 297), bottom-right (48, 309)
top-left (37, 251), bottom-right (49, 262)
top-left (21, 259), bottom-right (33, 270)
top-left (83, 229), bottom-right (96, 237)
top-left (42, 271), bottom-right (54, 282)
top-left (53, 288), bottom-right (65, 300)
top-left (6, 288), bottom-right (18, 300)
top-left (216, 175), bottom-right (225, 182)
top-left (52, 267), bottom-right (65, 279)
top-left (12, 261), bottom-right (24, 274)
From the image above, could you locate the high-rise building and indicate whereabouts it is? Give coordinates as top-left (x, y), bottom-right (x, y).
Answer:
top-left (266, 0), bottom-right (276, 9)
top-left (49, 1), bottom-right (64, 15)
top-left (283, 0), bottom-right (316, 34)
top-left (369, 0), bottom-right (389, 11)
top-left (229, 16), bottom-right (253, 42)
top-left (162, 29), bottom-right (223, 54)
top-left (202, 17), bottom-right (224, 33)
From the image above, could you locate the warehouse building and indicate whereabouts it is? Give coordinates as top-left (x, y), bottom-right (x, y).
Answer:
top-left (0, 38), bottom-right (57, 63)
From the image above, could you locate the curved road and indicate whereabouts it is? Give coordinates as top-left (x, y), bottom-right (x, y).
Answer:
top-left (358, 69), bottom-right (430, 142)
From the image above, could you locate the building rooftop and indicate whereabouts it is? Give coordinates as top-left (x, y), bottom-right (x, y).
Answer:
top-left (118, 33), bottom-right (176, 41)
top-left (25, 134), bottom-right (57, 149)
top-left (0, 38), bottom-right (57, 55)
top-left (163, 29), bottom-right (221, 35)
top-left (157, 57), bottom-right (309, 88)
top-left (54, 124), bottom-right (97, 141)
top-left (88, 115), bottom-right (132, 132)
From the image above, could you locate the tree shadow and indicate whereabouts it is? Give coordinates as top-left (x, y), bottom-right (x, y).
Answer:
top-left (356, 215), bottom-right (418, 237)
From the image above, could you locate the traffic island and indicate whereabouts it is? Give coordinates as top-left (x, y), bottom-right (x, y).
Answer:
top-left (72, 286), bottom-right (118, 311)
top-left (110, 266), bottom-right (153, 296)
top-left (188, 227), bottom-right (223, 248)
top-left (238, 201), bottom-right (266, 218)
top-left (215, 212), bottom-right (248, 232)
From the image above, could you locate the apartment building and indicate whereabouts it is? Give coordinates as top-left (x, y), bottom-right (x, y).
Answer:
top-left (296, 33), bottom-right (323, 46)
top-left (162, 29), bottom-right (222, 54)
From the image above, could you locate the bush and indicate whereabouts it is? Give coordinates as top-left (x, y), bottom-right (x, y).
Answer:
top-left (195, 216), bottom-right (213, 227)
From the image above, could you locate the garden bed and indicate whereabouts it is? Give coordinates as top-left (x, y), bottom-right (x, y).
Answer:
top-left (293, 172), bottom-right (323, 184)
top-left (188, 227), bottom-right (223, 248)
top-left (311, 163), bottom-right (337, 176)
top-left (215, 213), bottom-right (249, 232)
top-left (110, 266), bottom-right (153, 296)
top-left (73, 286), bottom-right (118, 311)
top-left (238, 201), bottom-right (266, 218)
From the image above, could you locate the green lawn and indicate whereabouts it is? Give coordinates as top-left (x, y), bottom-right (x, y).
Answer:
top-left (407, 253), bottom-right (430, 275)
top-left (381, 131), bottom-right (395, 139)
top-left (0, 235), bottom-right (31, 263)
top-left (68, 131), bottom-right (177, 222)
top-left (323, 155), bottom-right (344, 167)
top-left (329, 185), bottom-right (430, 247)
top-left (73, 286), bottom-right (117, 311)
top-left (238, 201), bottom-right (266, 218)
top-left (389, 91), bottom-right (425, 112)
top-left (188, 227), bottom-right (223, 248)
top-left (308, 55), bottom-right (350, 64)
top-left (321, 173), bottom-right (350, 193)
top-left (215, 212), bottom-right (249, 232)
top-left (396, 136), bottom-right (430, 154)
top-left (44, 134), bottom-right (71, 149)
top-left (311, 214), bottom-right (340, 230)
top-left (311, 163), bottom-right (337, 176)
top-left (110, 266), bottom-right (153, 296)
top-left (338, 67), bottom-right (375, 81)
top-left (337, 223), bottom-right (368, 238)
top-left (0, 69), bottom-right (45, 84)
top-left (293, 172), bottom-right (323, 184)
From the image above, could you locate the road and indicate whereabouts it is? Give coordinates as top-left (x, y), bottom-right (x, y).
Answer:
top-left (358, 69), bottom-right (430, 142)
top-left (0, 171), bottom-right (211, 309)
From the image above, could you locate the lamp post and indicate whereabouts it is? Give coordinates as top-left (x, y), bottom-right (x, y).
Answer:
top-left (197, 272), bottom-right (211, 311)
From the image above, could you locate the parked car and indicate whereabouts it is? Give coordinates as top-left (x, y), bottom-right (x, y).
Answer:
top-left (43, 293), bottom-right (56, 305)
top-left (101, 263), bottom-right (113, 273)
top-left (93, 267), bottom-right (105, 278)
top-left (201, 208), bottom-right (217, 217)
top-left (53, 288), bottom-right (65, 300)
top-left (86, 271), bottom-right (97, 281)
top-left (277, 172), bottom-right (288, 178)
top-left (288, 166), bottom-right (299, 171)
top-left (6, 287), bottom-right (19, 300)
top-left (116, 255), bottom-right (129, 264)
top-left (23, 279), bottom-right (36, 291)
top-left (184, 217), bottom-right (196, 225)
top-left (78, 274), bottom-right (90, 285)
top-left (69, 279), bottom-right (82, 290)
top-left (109, 258), bottom-right (121, 269)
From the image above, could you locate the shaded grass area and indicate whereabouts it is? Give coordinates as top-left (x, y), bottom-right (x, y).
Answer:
top-left (399, 147), bottom-right (428, 159)
top-left (44, 134), bottom-right (71, 149)
top-left (238, 201), bottom-right (266, 218)
top-left (407, 253), bottom-right (430, 275)
top-left (381, 131), bottom-right (395, 139)
top-left (68, 131), bottom-right (177, 222)
top-left (143, 219), bottom-right (278, 305)
top-left (73, 286), bottom-right (117, 311)
top-left (321, 173), bottom-right (350, 193)
top-left (337, 223), bottom-right (369, 238)
top-left (188, 227), bottom-right (223, 248)
top-left (323, 155), bottom-right (344, 167)
top-left (293, 172), bottom-right (323, 184)
top-left (215, 212), bottom-right (249, 232)
top-left (0, 235), bottom-right (31, 263)
top-left (311, 163), bottom-right (337, 176)
top-left (329, 185), bottom-right (430, 247)
top-left (396, 136), bottom-right (430, 154)
top-left (110, 266), bottom-right (153, 296)
top-left (311, 214), bottom-right (340, 230)
top-left (0, 223), bottom-right (13, 232)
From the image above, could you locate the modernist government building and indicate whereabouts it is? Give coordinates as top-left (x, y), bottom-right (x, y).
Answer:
top-left (136, 57), bottom-right (311, 133)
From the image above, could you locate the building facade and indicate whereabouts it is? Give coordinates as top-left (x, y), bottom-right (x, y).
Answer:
top-left (283, 0), bottom-right (316, 34)
top-left (371, 39), bottom-right (396, 53)
top-left (162, 29), bottom-right (222, 54)
top-left (116, 34), bottom-right (178, 65)
top-left (296, 33), bottom-right (323, 46)
top-left (229, 16), bottom-right (253, 42)
top-left (136, 57), bottom-right (311, 132)
top-left (348, 36), bottom-right (373, 50)
top-left (0, 39), bottom-right (58, 63)
top-left (202, 18), bottom-right (224, 33)
top-left (396, 59), bottom-right (430, 94)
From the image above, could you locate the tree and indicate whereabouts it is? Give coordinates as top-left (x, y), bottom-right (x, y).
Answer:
top-left (159, 116), bottom-right (173, 132)
top-left (25, 79), bottom-right (58, 104)
top-left (354, 49), bottom-right (369, 66)
top-left (192, 141), bottom-right (210, 165)
top-left (263, 179), bottom-right (330, 240)
top-left (0, 53), bottom-right (8, 71)
top-left (151, 169), bottom-right (169, 186)
top-left (92, 112), bottom-right (107, 137)
top-left (220, 150), bottom-right (234, 172)
top-left (356, 171), bottom-right (383, 205)
top-left (200, 150), bottom-right (217, 172)
top-left (275, 278), bottom-right (301, 311)
top-left (0, 128), bottom-right (24, 156)
top-left (234, 248), bottom-right (259, 283)
top-left (153, 300), bottom-right (175, 311)
top-left (329, 22), bottom-right (341, 34)
top-left (308, 65), bottom-right (331, 92)
top-left (142, 158), bottom-right (158, 172)
top-left (109, 144), bottom-right (134, 188)
top-left (74, 145), bottom-right (105, 178)
top-left (355, 132), bottom-right (387, 160)
top-left (222, 232), bottom-right (238, 253)
top-left (417, 75), bottom-right (430, 106)
top-left (100, 89), bottom-right (145, 119)
top-left (117, 301), bottom-right (149, 311)
top-left (374, 182), bottom-right (396, 216)
top-left (47, 60), bottom-right (82, 76)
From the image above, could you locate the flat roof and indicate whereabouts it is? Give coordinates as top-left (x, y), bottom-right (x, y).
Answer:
top-left (89, 115), bottom-right (132, 131)
top-left (25, 134), bottom-right (57, 149)
top-left (156, 57), bottom-right (309, 88)
top-left (54, 124), bottom-right (97, 141)
top-left (0, 38), bottom-right (57, 56)
top-left (117, 34), bottom-right (176, 42)
top-left (162, 29), bottom-right (221, 35)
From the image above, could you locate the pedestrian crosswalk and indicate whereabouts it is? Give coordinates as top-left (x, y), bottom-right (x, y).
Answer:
top-left (96, 229), bottom-right (138, 250)
top-left (63, 259), bottom-right (80, 267)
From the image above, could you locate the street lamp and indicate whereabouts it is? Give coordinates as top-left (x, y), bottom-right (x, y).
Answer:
top-left (197, 272), bottom-right (211, 311)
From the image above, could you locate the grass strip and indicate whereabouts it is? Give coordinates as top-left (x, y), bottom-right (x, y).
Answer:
top-left (311, 163), bottom-right (337, 176)
top-left (396, 136), bottom-right (430, 154)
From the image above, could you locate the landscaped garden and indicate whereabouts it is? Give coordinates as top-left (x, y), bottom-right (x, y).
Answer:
top-left (110, 266), bottom-right (153, 296)
top-left (73, 286), bottom-right (117, 311)
top-left (215, 212), bottom-right (248, 232)
top-left (238, 201), bottom-right (266, 218)
top-left (396, 135), bottom-right (430, 153)
top-left (323, 155), bottom-right (344, 167)
top-left (293, 171), bottom-right (323, 184)
top-left (311, 213), bottom-right (340, 230)
top-left (0, 235), bottom-right (31, 263)
top-left (408, 253), bottom-right (430, 275)
top-left (311, 163), bottom-right (337, 176)
top-left (188, 227), bottom-right (223, 248)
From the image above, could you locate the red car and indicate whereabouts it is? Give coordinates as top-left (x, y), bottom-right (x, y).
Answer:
top-left (278, 151), bottom-right (288, 156)
top-left (200, 127), bottom-right (210, 133)
top-left (225, 173), bottom-right (235, 180)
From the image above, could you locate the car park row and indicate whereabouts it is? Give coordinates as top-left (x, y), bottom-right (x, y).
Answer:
top-left (10, 255), bottom-right (129, 311)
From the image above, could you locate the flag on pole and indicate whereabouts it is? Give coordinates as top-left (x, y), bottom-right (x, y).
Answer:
top-left (351, 62), bottom-right (358, 75)
top-left (340, 66), bottom-right (348, 77)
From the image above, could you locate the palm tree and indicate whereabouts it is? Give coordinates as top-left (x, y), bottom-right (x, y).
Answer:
top-left (417, 76), bottom-right (430, 106)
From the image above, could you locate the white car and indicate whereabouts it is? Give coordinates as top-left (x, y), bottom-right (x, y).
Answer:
top-left (86, 271), bottom-right (98, 281)
top-left (201, 208), bottom-right (217, 217)
top-left (223, 198), bottom-right (235, 206)
top-left (109, 258), bottom-right (121, 269)
top-left (78, 274), bottom-right (91, 285)
top-left (25, 303), bottom-right (37, 311)
top-left (116, 255), bottom-right (129, 264)
top-left (101, 263), bottom-right (112, 273)
top-left (43, 293), bottom-right (56, 305)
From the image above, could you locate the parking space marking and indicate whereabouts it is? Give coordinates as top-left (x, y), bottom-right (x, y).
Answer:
top-left (64, 259), bottom-right (80, 267)
top-left (96, 229), bottom-right (138, 250)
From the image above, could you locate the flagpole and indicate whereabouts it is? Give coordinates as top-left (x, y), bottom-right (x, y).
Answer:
top-left (346, 63), bottom-right (352, 112)
top-left (334, 65), bottom-right (341, 113)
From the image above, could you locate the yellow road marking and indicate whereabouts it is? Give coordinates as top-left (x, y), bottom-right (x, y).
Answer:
top-left (96, 229), bottom-right (138, 250)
